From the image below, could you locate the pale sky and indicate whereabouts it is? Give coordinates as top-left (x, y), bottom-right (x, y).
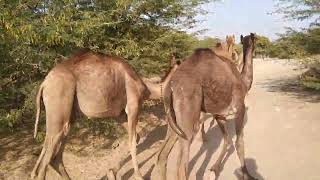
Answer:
top-left (193, 0), bottom-right (312, 41)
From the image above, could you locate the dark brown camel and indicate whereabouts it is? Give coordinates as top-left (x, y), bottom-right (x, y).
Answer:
top-left (31, 49), bottom-right (150, 180)
top-left (196, 34), bottom-right (240, 142)
top-left (156, 33), bottom-right (257, 180)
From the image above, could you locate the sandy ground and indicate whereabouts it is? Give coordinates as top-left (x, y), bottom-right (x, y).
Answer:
top-left (1, 59), bottom-right (320, 180)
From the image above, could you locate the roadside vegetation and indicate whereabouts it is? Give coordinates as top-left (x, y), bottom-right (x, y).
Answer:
top-left (0, 0), bottom-right (220, 135)
top-left (0, 0), bottom-right (319, 136)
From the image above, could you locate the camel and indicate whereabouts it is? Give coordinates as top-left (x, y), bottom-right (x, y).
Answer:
top-left (213, 35), bottom-right (236, 61)
top-left (195, 35), bottom-right (242, 142)
top-left (141, 37), bottom-right (242, 144)
top-left (31, 49), bottom-right (151, 180)
top-left (141, 57), bottom-right (213, 143)
top-left (156, 33), bottom-right (257, 180)
top-left (213, 35), bottom-right (242, 71)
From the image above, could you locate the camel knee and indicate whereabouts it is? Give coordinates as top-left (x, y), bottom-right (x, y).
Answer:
top-left (235, 137), bottom-right (244, 150)
top-left (225, 138), bottom-right (233, 148)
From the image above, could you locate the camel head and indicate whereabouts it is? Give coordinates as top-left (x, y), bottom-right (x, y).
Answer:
top-left (226, 35), bottom-right (236, 46)
top-left (241, 33), bottom-right (256, 50)
top-left (170, 54), bottom-right (181, 68)
top-left (240, 33), bottom-right (256, 92)
top-left (162, 54), bottom-right (181, 82)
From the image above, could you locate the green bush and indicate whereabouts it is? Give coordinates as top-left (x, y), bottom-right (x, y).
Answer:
top-left (0, 82), bottom-right (41, 133)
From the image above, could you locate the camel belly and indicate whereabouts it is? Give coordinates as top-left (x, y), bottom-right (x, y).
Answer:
top-left (75, 70), bottom-right (126, 118)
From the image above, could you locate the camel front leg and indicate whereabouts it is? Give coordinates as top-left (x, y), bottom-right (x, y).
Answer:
top-left (127, 103), bottom-right (144, 180)
top-left (235, 105), bottom-right (257, 180)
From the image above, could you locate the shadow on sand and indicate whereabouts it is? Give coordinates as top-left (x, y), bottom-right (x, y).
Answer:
top-left (112, 107), bottom-right (264, 180)
top-left (234, 158), bottom-right (265, 180)
top-left (187, 107), bottom-right (263, 180)
top-left (258, 76), bottom-right (320, 103)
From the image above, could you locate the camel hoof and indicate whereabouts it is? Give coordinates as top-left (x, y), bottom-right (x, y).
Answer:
top-left (112, 140), bottom-right (120, 149)
top-left (245, 174), bottom-right (259, 180)
top-left (30, 172), bottom-right (36, 180)
top-left (106, 169), bottom-right (116, 180)
top-left (205, 170), bottom-right (216, 180)
top-left (210, 164), bottom-right (222, 177)
top-left (134, 174), bottom-right (144, 180)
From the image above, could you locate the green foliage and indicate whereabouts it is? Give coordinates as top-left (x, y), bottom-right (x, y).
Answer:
top-left (268, 28), bottom-right (320, 59)
top-left (192, 37), bottom-right (220, 49)
top-left (300, 67), bottom-right (320, 90)
top-left (0, 81), bottom-right (41, 133)
top-left (270, 1), bottom-right (320, 59)
top-left (0, 0), bottom-right (217, 132)
top-left (301, 81), bottom-right (320, 90)
top-left (255, 35), bottom-right (272, 57)
top-left (275, 0), bottom-right (320, 25)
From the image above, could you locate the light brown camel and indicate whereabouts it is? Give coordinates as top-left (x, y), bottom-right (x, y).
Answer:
top-left (213, 35), bottom-right (236, 60)
top-left (213, 35), bottom-right (242, 72)
top-left (156, 33), bottom-right (257, 180)
top-left (31, 49), bottom-right (150, 180)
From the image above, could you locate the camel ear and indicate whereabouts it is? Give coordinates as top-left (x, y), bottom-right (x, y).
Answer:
top-left (240, 35), bottom-right (244, 44)
top-left (233, 35), bottom-right (235, 39)
top-left (250, 33), bottom-right (255, 39)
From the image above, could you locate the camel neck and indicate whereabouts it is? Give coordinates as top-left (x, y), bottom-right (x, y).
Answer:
top-left (142, 80), bottom-right (161, 99)
top-left (241, 46), bottom-right (254, 92)
top-left (227, 44), bottom-right (234, 54)
top-left (142, 65), bottom-right (178, 100)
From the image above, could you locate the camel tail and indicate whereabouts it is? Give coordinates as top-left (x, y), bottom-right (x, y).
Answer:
top-left (34, 83), bottom-right (44, 139)
top-left (164, 88), bottom-right (187, 140)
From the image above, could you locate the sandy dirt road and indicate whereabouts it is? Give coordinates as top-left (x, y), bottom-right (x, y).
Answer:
top-left (1, 59), bottom-right (320, 180)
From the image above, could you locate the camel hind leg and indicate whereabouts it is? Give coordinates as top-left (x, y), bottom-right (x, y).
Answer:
top-left (32, 112), bottom-right (73, 180)
top-left (156, 125), bottom-right (178, 180)
top-left (32, 122), bottom-right (71, 180)
top-left (31, 138), bottom-right (48, 179)
top-left (31, 70), bottom-right (75, 180)
top-left (210, 116), bottom-right (232, 177)
top-left (51, 122), bottom-right (71, 180)
top-left (35, 129), bottom-right (65, 180)
top-left (173, 92), bottom-right (201, 180)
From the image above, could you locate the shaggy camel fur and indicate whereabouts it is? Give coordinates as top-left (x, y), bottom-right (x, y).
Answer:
top-left (156, 33), bottom-right (257, 180)
top-left (31, 49), bottom-right (150, 180)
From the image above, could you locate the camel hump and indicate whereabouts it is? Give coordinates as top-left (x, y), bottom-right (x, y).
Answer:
top-left (69, 48), bottom-right (92, 60)
top-left (67, 48), bottom-right (109, 64)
